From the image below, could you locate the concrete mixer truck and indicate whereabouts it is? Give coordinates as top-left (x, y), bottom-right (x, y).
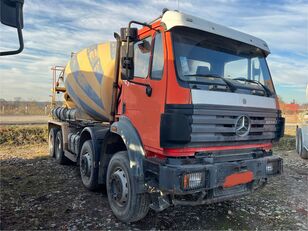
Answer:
top-left (48, 9), bottom-right (285, 222)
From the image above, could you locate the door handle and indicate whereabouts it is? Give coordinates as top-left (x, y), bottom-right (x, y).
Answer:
top-left (146, 85), bottom-right (152, 97)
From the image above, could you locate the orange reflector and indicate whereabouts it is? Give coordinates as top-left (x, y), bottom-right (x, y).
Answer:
top-left (183, 175), bottom-right (189, 189)
top-left (223, 171), bottom-right (253, 188)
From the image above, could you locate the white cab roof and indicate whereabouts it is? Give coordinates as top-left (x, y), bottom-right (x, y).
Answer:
top-left (161, 11), bottom-right (270, 54)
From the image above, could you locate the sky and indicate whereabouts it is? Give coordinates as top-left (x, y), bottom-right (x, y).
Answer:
top-left (0, 0), bottom-right (307, 103)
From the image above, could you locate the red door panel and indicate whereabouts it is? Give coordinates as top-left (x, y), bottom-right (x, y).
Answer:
top-left (122, 27), bottom-right (167, 152)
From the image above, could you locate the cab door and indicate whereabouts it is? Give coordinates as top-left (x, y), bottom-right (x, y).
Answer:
top-left (122, 29), bottom-right (167, 152)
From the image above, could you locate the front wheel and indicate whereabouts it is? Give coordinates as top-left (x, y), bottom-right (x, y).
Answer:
top-left (106, 151), bottom-right (149, 223)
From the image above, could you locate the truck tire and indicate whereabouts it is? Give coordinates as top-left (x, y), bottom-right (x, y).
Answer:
top-left (79, 140), bottom-right (99, 190)
top-left (297, 129), bottom-right (308, 159)
top-left (48, 128), bottom-right (58, 157)
top-left (54, 130), bottom-right (69, 164)
top-left (296, 128), bottom-right (300, 154)
top-left (106, 151), bottom-right (149, 223)
top-left (301, 150), bottom-right (308, 159)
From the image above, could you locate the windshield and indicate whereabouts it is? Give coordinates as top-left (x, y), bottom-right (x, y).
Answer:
top-left (172, 27), bottom-right (275, 96)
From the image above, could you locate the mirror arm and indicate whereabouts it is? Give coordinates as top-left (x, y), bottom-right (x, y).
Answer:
top-left (0, 26), bottom-right (24, 56)
top-left (128, 20), bottom-right (158, 31)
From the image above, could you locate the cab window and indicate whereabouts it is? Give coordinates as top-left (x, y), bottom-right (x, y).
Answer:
top-left (224, 59), bottom-right (248, 79)
top-left (134, 36), bottom-right (152, 78)
top-left (151, 32), bottom-right (164, 80)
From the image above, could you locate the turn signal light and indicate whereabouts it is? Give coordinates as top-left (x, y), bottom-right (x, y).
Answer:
top-left (182, 172), bottom-right (204, 190)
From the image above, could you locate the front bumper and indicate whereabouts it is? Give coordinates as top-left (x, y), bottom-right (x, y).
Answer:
top-left (156, 156), bottom-right (282, 198)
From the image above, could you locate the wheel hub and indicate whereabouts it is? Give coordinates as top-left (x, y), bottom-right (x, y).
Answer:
top-left (81, 152), bottom-right (92, 177)
top-left (110, 169), bottom-right (128, 206)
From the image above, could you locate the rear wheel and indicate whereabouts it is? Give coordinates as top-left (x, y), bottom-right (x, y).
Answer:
top-left (79, 140), bottom-right (99, 190)
top-left (54, 130), bottom-right (69, 164)
top-left (48, 128), bottom-right (58, 157)
top-left (106, 151), bottom-right (149, 223)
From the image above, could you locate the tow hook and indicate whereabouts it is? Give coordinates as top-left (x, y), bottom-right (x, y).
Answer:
top-left (150, 193), bottom-right (170, 212)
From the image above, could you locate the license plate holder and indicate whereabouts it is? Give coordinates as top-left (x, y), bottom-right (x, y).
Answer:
top-left (223, 171), bottom-right (254, 188)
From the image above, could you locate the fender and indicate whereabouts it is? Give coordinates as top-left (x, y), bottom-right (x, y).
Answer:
top-left (110, 116), bottom-right (146, 191)
top-left (79, 126), bottom-right (109, 167)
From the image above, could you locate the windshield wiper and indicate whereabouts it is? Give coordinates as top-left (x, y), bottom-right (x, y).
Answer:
top-left (184, 74), bottom-right (237, 92)
top-left (233, 78), bottom-right (272, 97)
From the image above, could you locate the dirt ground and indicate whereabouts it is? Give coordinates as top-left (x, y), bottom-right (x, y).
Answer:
top-left (0, 115), bottom-right (49, 125)
top-left (0, 144), bottom-right (307, 230)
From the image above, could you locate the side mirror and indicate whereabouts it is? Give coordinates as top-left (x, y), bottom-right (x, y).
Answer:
top-left (120, 27), bottom-right (138, 42)
top-left (121, 56), bottom-right (134, 80)
top-left (120, 27), bottom-right (138, 81)
top-left (0, 0), bottom-right (24, 56)
top-left (121, 41), bottom-right (134, 80)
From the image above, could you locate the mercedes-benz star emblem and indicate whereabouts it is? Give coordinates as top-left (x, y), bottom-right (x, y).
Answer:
top-left (235, 115), bottom-right (251, 136)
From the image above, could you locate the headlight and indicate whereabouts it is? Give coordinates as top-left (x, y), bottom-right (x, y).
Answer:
top-left (182, 172), bottom-right (205, 190)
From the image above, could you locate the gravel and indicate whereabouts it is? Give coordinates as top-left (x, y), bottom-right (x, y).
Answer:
top-left (0, 144), bottom-right (307, 230)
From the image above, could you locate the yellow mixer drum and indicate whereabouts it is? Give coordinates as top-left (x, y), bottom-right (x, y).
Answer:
top-left (64, 42), bottom-right (117, 121)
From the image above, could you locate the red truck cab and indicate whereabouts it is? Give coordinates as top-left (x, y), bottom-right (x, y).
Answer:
top-left (115, 9), bottom-right (283, 212)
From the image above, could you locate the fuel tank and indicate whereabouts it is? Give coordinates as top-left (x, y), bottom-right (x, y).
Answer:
top-left (64, 41), bottom-right (117, 121)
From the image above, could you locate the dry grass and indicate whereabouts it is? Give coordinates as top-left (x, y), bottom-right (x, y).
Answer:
top-left (0, 125), bottom-right (48, 146)
top-left (273, 135), bottom-right (295, 151)
top-left (0, 144), bottom-right (48, 161)
top-left (284, 126), bottom-right (296, 136)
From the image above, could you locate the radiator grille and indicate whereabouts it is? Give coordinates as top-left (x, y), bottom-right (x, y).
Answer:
top-left (190, 109), bottom-right (277, 143)
top-left (164, 104), bottom-right (281, 147)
